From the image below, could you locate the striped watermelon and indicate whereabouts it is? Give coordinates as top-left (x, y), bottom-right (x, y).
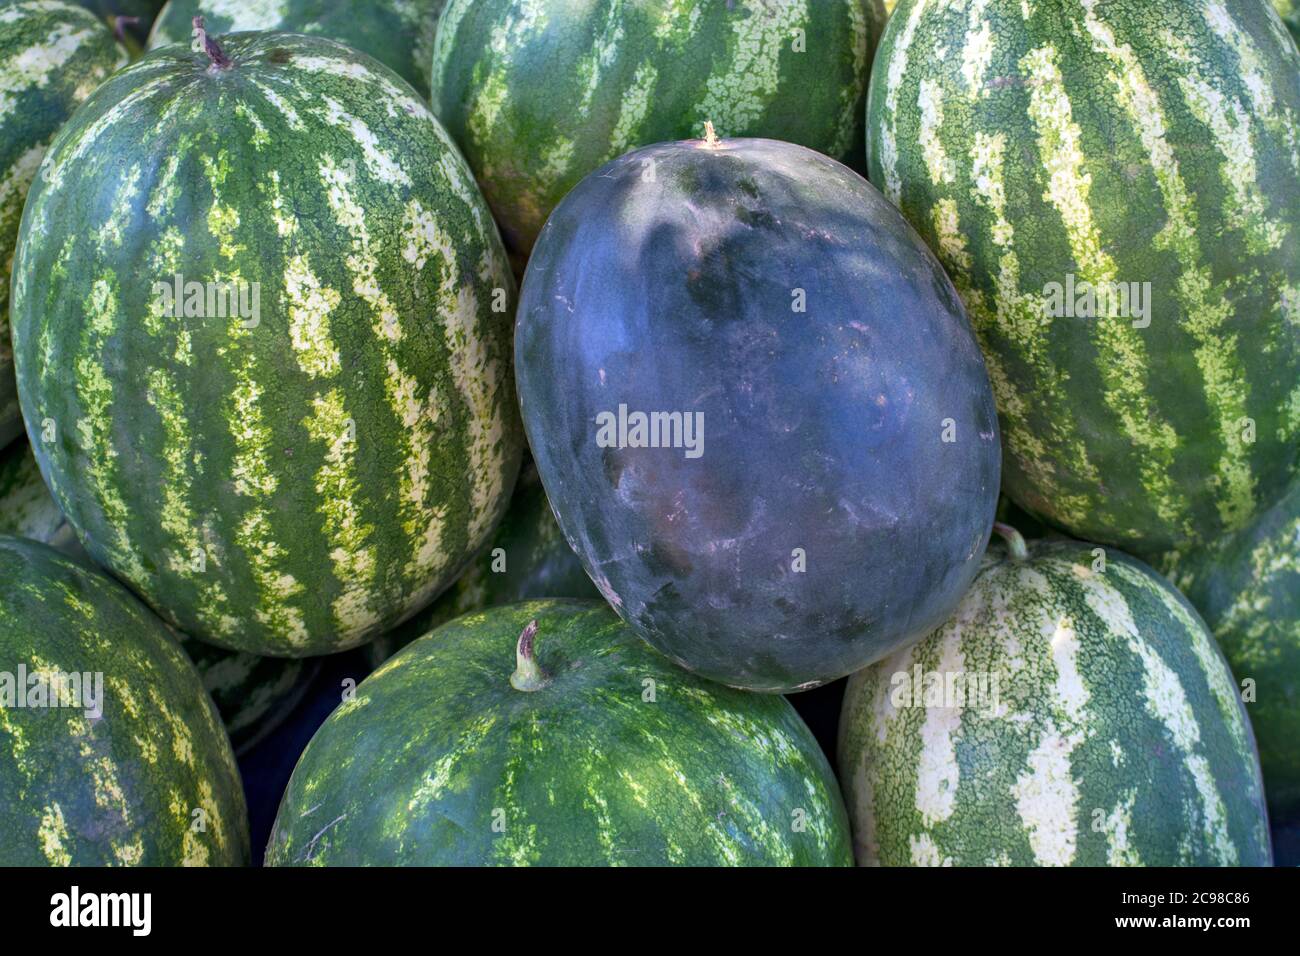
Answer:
top-left (0, 1), bottom-right (127, 451)
top-left (0, 535), bottom-right (249, 865)
top-left (148, 0), bottom-right (445, 98)
top-left (1164, 482), bottom-right (1300, 821)
top-left (268, 600), bottom-right (852, 865)
top-left (364, 460), bottom-right (599, 667)
top-left (868, 0), bottom-right (1300, 558)
top-left (10, 27), bottom-right (523, 656)
top-left (838, 527), bottom-right (1272, 866)
top-left (1277, 0), bottom-right (1300, 45)
top-left (430, 0), bottom-right (875, 256)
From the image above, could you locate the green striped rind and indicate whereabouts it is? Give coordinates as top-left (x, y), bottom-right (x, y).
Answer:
top-left (1276, 0), bottom-right (1300, 46)
top-left (11, 32), bottom-right (523, 656)
top-left (868, 0), bottom-right (1300, 557)
top-left (268, 600), bottom-right (852, 866)
top-left (0, 1), bottom-right (127, 450)
top-left (1164, 483), bottom-right (1300, 820)
top-left (838, 536), bottom-right (1271, 866)
top-left (148, 0), bottom-right (445, 98)
top-left (364, 462), bottom-right (599, 667)
top-left (0, 535), bottom-right (249, 865)
top-left (431, 0), bottom-right (874, 254)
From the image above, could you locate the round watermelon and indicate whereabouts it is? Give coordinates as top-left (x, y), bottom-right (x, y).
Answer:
top-left (148, 0), bottom-right (445, 98)
top-left (10, 27), bottom-right (523, 656)
top-left (364, 460), bottom-right (599, 667)
top-left (430, 0), bottom-right (875, 256)
top-left (838, 527), bottom-right (1272, 866)
top-left (1164, 482), bottom-right (1300, 822)
top-left (0, 1), bottom-right (127, 451)
top-left (515, 133), bottom-right (1000, 693)
top-left (267, 600), bottom-right (853, 866)
top-left (0, 535), bottom-right (249, 865)
top-left (869, 0), bottom-right (1300, 558)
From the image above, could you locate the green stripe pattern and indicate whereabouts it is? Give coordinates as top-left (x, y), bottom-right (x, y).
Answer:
top-left (0, 535), bottom-right (249, 865)
top-left (838, 536), bottom-right (1271, 866)
top-left (148, 0), bottom-right (445, 98)
top-left (868, 0), bottom-right (1300, 558)
top-left (268, 600), bottom-right (853, 866)
top-left (1165, 481), bottom-right (1300, 821)
top-left (10, 31), bottom-right (523, 657)
top-left (0, 1), bottom-right (127, 450)
top-left (431, 0), bottom-right (874, 255)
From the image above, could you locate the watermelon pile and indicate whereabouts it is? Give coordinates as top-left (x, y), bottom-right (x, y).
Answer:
top-left (0, 0), bottom-right (1296, 871)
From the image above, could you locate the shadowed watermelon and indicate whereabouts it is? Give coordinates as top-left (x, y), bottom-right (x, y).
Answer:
top-left (0, 535), bottom-right (249, 865)
top-left (515, 132), bottom-right (1000, 693)
top-left (267, 600), bottom-right (853, 866)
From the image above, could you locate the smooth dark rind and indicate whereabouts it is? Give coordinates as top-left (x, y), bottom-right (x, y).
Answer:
top-left (0, 535), bottom-right (249, 865)
top-left (516, 136), bottom-right (1000, 692)
top-left (267, 600), bottom-right (853, 866)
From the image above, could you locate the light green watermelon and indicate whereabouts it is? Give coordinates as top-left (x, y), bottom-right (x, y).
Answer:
top-left (0, 1), bottom-right (127, 451)
top-left (869, 0), bottom-right (1300, 558)
top-left (430, 0), bottom-right (875, 256)
top-left (268, 600), bottom-right (853, 866)
top-left (0, 534), bottom-right (249, 865)
top-left (147, 0), bottom-right (445, 98)
top-left (838, 527), bottom-right (1272, 866)
top-left (10, 27), bottom-right (523, 656)
top-left (1164, 482), bottom-right (1300, 821)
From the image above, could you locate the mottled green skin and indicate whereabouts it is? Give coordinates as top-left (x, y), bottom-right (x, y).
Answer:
top-left (148, 0), bottom-right (445, 98)
top-left (869, 0), bottom-right (1300, 558)
top-left (1165, 483), bottom-right (1300, 821)
top-left (0, 1), bottom-right (127, 450)
top-left (365, 462), bottom-right (599, 667)
top-left (839, 536), bottom-right (1271, 866)
top-left (1276, 0), bottom-right (1300, 46)
top-left (11, 33), bottom-right (523, 656)
top-left (268, 600), bottom-right (853, 866)
top-left (0, 535), bottom-right (249, 865)
top-left (431, 0), bottom-right (874, 255)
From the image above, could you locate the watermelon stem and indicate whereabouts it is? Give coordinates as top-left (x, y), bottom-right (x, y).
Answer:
top-left (991, 522), bottom-right (1029, 562)
top-left (510, 619), bottom-right (550, 691)
top-left (192, 16), bottom-right (233, 70)
top-left (702, 120), bottom-right (721, 149)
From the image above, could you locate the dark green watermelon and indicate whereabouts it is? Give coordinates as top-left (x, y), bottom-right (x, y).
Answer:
top-left (0, 535), bottom-right (249, 865)
top-left (267, 600), bottom-right (852, 865)
top-left (515, 133), bottom-right (1001, 693)
top-left (364, 461), bottom-right (599, 667)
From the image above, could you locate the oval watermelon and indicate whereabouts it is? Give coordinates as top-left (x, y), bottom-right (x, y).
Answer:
top-left (838, 527), bottom-right (1272, 866)
top-left (515, 133), bottom-right (1000, 693)
top-left (0, 1), bottom-right (127, 451)
top-left (1164, 482), bottom-right (1300, 822)
top-left (267, 600), bottom-right (853, 866)
top-left (148, 0), bottom-right (445, 98)
top-left (10, 27), bottom-right (523, 656)
top-left (0, 535), bottom-right (249, 865)
top-left (364, 460), bottom-right (599, 667)
top-left (869, 0), bottom-right (1300, 558)
top-left (430, 0), bottom-right (875, 256)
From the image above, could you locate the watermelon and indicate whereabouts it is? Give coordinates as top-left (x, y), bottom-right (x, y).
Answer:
top-left (515, 133), bottom-right (1000, 693)
top-left (1164, 482), bottom-right (1300, 822)
top-left (0, 1), bottom-right (127, 451)
top-left (364, 460), bottom-right (599, 667)
top-left (430, 0), bottom-right (876, 256)
top-left (267, 600), bottom-right (853, 866)
top-left (0, 535), bottom-right (249, 865)
top-left (148, 0), bottom-right (445, 99)
top-left (868, 0), bottom-right (1300, 558)
top-left (1276, 0), bottom-right (1300, 46)
top-left (10, 26), bottom-right (523, 656)
top-left (838, 526), bottom-right (1272, 866)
